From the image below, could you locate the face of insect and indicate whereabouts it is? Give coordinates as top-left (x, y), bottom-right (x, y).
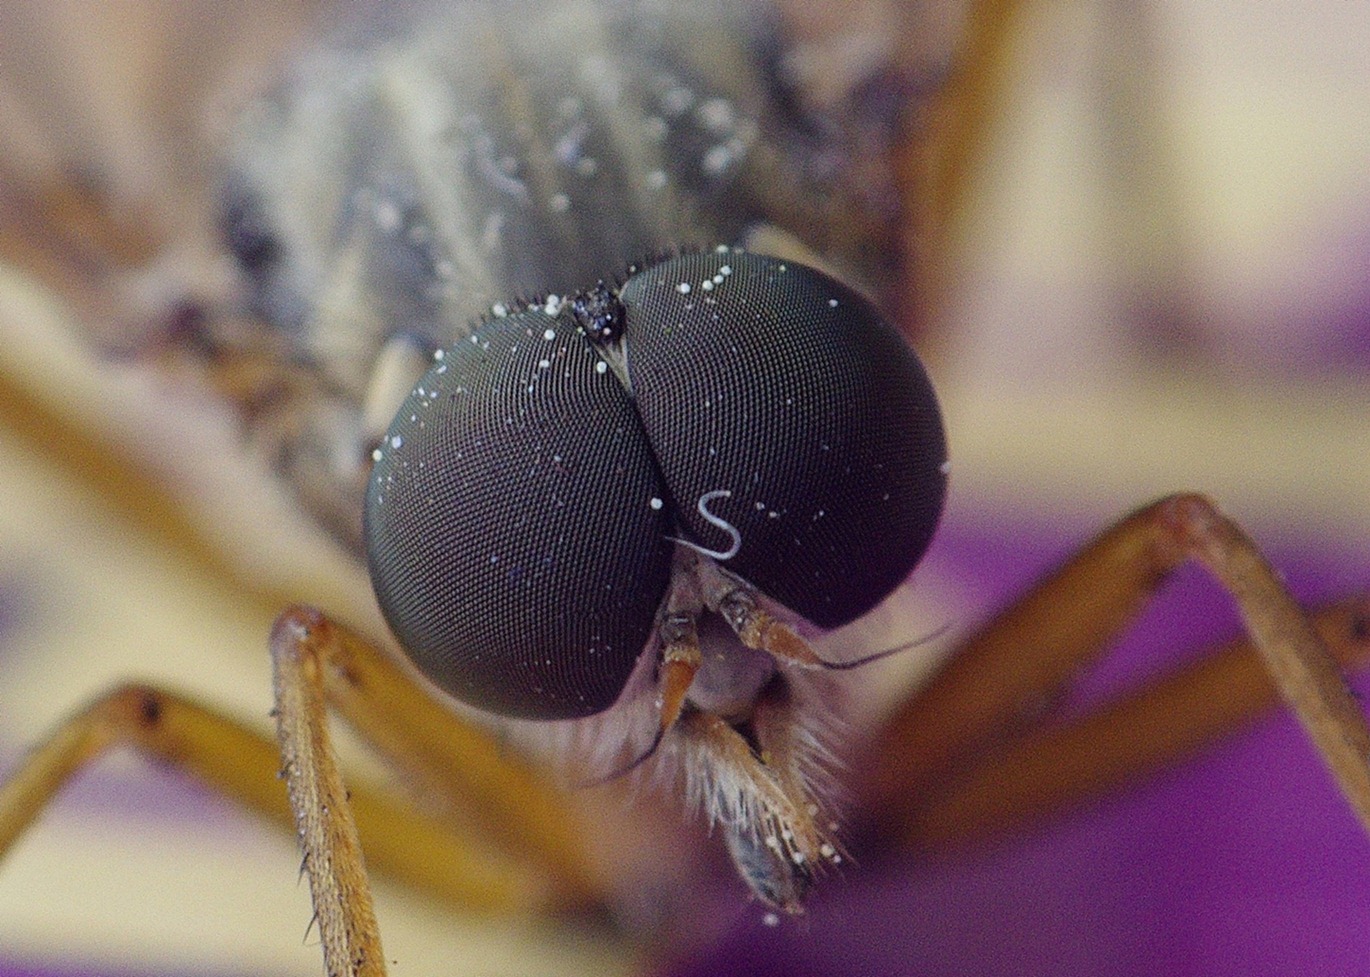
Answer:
top-left (364, 247), bottom-right (946, 907)
top-left (216, 0), bottom-right (927, 913)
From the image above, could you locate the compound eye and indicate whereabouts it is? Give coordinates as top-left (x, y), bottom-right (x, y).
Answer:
top-left (364, 307), bottom-right (673, 720)
top-left (620, 250), bottom-right (947, 629)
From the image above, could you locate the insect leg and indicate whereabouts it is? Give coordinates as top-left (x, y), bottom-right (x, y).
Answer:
top-left (268, 606), bottom-right (606, 907)
top-left (0, 682), bottom-right (542, 915)
top-left (852, 493), bottom-right (1370, 852)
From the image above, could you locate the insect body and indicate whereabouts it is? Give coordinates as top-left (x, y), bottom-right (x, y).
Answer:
top-left (212, 0), bottom-right (924, 911)
top-left (217, 0), bottom-right (902, 551)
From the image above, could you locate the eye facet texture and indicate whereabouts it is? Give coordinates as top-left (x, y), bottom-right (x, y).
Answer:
top-left (365, 308), bottom-right (674, 719)
top-left (365, 251), bottom-right (947, 720)
top-left (622, 251), bottom-right (947, 629)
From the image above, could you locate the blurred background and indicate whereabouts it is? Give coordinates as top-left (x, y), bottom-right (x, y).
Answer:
top-left (0, 1), bottom-right (1367, 975)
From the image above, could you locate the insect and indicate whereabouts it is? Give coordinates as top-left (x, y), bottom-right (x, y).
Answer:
top-left (2, 1), bottom-right (1370, 975)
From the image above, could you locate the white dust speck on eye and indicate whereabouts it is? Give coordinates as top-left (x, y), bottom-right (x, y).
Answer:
top-left (712, 273), bottom-right (724, 285)
top-left (677, 282), bottom-right (691, 294)
top-left (646, 169), bottom-right (667, 189)
top-left (436, 364), bottom-right (447, 374)
top-left (649, 497), bottom-right (664, 510)
top-left (543, 328), bottom-right (556, 341)
top-left (700, 279), bottom-right (714, 291)
top-left (538, 359), bottom-right (551, 369)
top-left (828, 298), bottom-right (839, 308)
top-left (940, 460), bottom-right (952, 475)
top-left (595, 361), bottom-right (608, 374)
top-left (371, 448), bottom-right (383, 462)
top-left (490, 554), bottom-right (499, 564)
top-left (819, 843), bottom-right (836, 859)
top-left (718, 264), bottom-right (732, 275)
top-left (790, 851), bottom-right (806, 865)
top-left (433, 348), bottom-right (445, 361)
top-left (492, 302), bottom-right (509, 317)
top-left (544, 295), bottom-right (563, 315)
top-left (549, 192), bottom-right (570, 213)
top-left (762, 912), bottom-right (780, 928)
top-left (778, 263), bottom-right (787, 272)
top-left (390, 435), bottom-right (403, 449)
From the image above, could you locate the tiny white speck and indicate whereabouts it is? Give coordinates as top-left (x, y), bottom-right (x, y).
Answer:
top-left (433, 348), bottom-right (444, 361)
top-left (549, 192), bottom-right (570, 213)
top-left (595, 361), bottom-right (608, 374)
top-left (715, 244), bottom-right (729, 253)
top-left (677, 282), bottom-right (691, 294)
top-left (702, 144), bottom-right (731, 175)
top-left (576, 157), bottom-right (597, 176)
top-left (374, 200), bottom-right (401, 232)
top-left (828, 298), bottom-right (839, 308)
top-left (649, 497), bottom-right (664, 510)
top-left (940, 460), bottom-right (952, 475)
top-left (700, 279), bottom-right (714, 291)
top-left (819, 843), bottom-right (836, 858)
top-left (492, 302), bottom-right (508, 317)
top-left (390, 435), bottom-right (403, 449)
top-left (538, 359), bottom-right (550, 369)
top-left (490, 555), bottom-right (499, 564)
top-left (763, 913), bottom-right (780, 928)
top-left (371, 448), bottom-right (383, 462)
top-left (646, 170), bottom-right (667, 189)
top-left (544, 328), bottom-right (556, 340)
top-left (719, 264), bottom-right (732, 275)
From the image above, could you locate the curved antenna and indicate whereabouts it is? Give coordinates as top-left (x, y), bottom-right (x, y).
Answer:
top-left (813, 623), bottom-right (951, 671)
top-left (574, 725), bottom-right (666, 789)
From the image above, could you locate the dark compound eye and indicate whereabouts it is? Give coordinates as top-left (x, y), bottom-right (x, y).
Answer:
top-left (364, 309), bottom-right (674, 719)
top-left (620, 250), bottom-right (947, 629)
top-left (364, 249), bottom-right (947, 720)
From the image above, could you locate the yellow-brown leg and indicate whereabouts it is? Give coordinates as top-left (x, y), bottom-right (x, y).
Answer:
top-left (854, 493), bottom-right (1370, 851)
top-left (1, 609), bottom-right (615, 977)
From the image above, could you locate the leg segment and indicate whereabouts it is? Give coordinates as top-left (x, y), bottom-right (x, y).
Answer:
top-left (854, 494), bottom-right (1370, 851)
